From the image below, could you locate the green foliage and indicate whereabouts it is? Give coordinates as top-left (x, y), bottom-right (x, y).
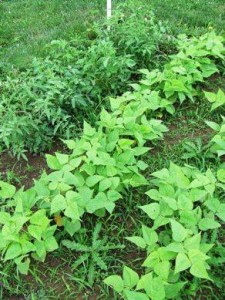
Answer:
top-left (0, 38), bottom-right (136, 158)
top-left (181, 138), bottom-right (214, 168)
top-left (205, 89), bottom-right (225, 111)
top-left (1, 1), bottom-right (225, 298)
top-left (1, 0), bottom-right (224, 70)
top-left (0, 56), bottom-right (79, 159)
top-left (1, 13), bottom-right (224, 158)
top-left (105, 162), bottom-right (225, 299)
top-left (0, 51), bottom-right (168, 273)
top-left (63, 222), bottom-right (124, 286)
top-left (176, 31), bottom-right (225, 59)
top-left (0, 187), bottom-right (58, 274)
top-left (138, 31), bottom-right (224, 107)
top-left (33, 89), bottom-right (167, 234)
top-left (47, 38), bottom-right (137, 100)
top-left (98, 3), bottom-right (172, 69)
top-left (0, 14), bottom-right (225, 297)
top-left (206, 117), bottom-right (225, 157)
top-left (76, 39), bottom-right (136, 98)
top-left (0, 3), bottom-right (172, 158)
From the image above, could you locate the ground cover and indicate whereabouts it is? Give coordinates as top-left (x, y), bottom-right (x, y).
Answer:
top-left (0, 1), bottom-right (225, 299)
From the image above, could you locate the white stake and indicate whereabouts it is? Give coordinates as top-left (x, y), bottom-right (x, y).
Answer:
top-left (107, 0), bottom-right (112, 19)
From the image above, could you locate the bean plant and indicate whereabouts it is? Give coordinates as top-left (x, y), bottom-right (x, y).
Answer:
top-left (105, 163), bottom-right (225, 299)
top-left (0, 28), bottom-right (224, 299)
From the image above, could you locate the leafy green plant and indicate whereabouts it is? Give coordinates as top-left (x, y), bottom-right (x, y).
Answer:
top-left (76, 39), bottom-right (136, 98)
top-left (0, 27), bottom-right (225, 295)
top-left (33, 99), bottom-right (167, 235)
top-left (98, 3), bottom-right (173, 69)
top-left (105, 162), bottom-right (225, 299)
top-left (47, 38), bottom-right (136, 99)
top-left (177, 31), bottom-right (225, 59)
top-left (0, 56), bottom-right (80, 159)
top-left (1, 27), bottom-right (224, 157)
top-left (181, 138), bottom-right (214, 168)
top-left (205, 89), bottom-right (225, 111)
top-left (0, 38), bottom-right (135, 158)
top-left (0, 183), bottom-right (58, 274)
top-left (0, 60), bottom-right (169, 273)
top-left (206, 117), bottom-right (225, 157)
top-left (138, 31), bottom-right (224, 108)
top-left (63, 222), bottom-right (124, 286)
top-left (0, 46), bottom-right (169, 273)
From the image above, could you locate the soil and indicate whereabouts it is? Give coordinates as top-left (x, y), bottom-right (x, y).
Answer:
top-left (0, 151), bottom-right (47, 188)
top-left (0, 143), bottom-right (64, 188)
top-left (166, 121), bottom-right (213, 145)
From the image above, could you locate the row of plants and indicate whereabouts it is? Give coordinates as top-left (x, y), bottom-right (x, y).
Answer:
top-left (101, 31), bottom-right (225, 299)
top-left (0, 3), bottom-right (172, 159)
top-left (103, 90), bottom-right (225, 298)
top-left (0, 28), bottom-right (225, 298)
top-left (104, 162), bottom-right (225, 299)
top-left (101, 30), bottom-right (225, 298)
top-left (2, 3), bottom-right (222, 160)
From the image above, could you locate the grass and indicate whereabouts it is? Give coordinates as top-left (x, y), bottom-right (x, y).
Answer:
top-left (0, 0), bottom-right (225, 299)
top-left (149, 0), bottom-right (225, 35)
top-left (0, 0), bottom-right (104, 67)
top-left (1, 0), bottom-right (224, 68)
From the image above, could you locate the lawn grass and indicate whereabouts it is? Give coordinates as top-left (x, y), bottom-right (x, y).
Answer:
top-left (149, 0), bottom-right (225, 35)
top-left (1, 0), bottom-right (224, 68)
top-left (0, 0), bottom-right (104, 67)
top-left (0, 0), bottom-right (225, 299)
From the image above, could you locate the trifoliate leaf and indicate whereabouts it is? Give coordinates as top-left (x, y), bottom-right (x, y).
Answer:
top-left (140, 203), bottom-right (160, 220)
top-left (170, 220), bottom-right (188, 242)
top-left (50, 195), bottom-right (67, 215)
top-left (190, 261), bottom-right (210, 279)
top-left (104, 275), bottom-right (124, 292)
top-left (175, 253), bottom-right (191, 274)
top-left (126, 236), bottom-right (146, 249)
top-left (5, 243), bottom-right (22, 261)
top-left (199, 218), bottom-right (220, 231)
top-left (123, 266), bottom-right (139, 289)
top-left (46, 154), bottom-right (62, 170)
top-left (0, 181), bottom-right (16, 199)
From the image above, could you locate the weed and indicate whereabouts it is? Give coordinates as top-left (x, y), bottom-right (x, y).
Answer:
top-left (63, 223), bottom-right (124, 286)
